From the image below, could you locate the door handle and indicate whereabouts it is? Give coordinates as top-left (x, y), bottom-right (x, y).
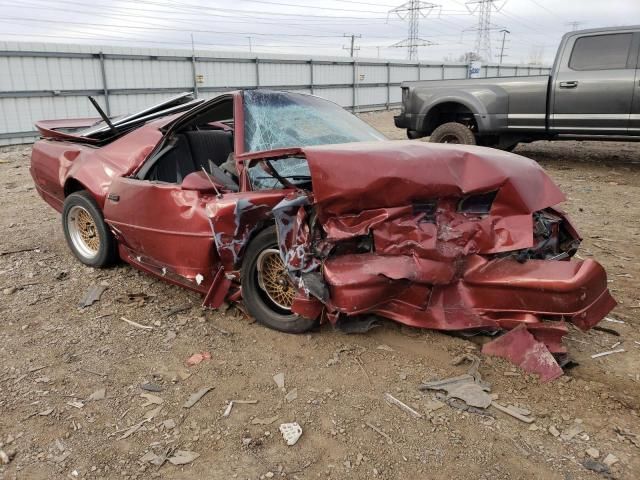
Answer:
top-left (559, 81), bottom-right (578, 88)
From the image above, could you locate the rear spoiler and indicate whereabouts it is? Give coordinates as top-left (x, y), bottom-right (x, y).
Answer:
top-left (35, 92), bottom-right (203, 143)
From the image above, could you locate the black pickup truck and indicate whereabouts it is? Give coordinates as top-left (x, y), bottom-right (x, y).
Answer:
top-left (394, 26), bottom-right (640, 150)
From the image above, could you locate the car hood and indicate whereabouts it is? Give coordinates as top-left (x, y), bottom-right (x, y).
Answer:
top-left (300, 140), bottom-right (565, 218)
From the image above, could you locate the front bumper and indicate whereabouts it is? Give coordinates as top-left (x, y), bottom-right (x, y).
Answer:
top-left (318, 254), bottom-right (615, 347)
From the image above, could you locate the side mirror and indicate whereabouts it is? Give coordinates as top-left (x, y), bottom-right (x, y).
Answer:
top-left (181, 171), bottom-right (224, 193)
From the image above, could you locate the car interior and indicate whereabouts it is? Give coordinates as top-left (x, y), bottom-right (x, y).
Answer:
top-left (144, 98), bottom-right (239, 191)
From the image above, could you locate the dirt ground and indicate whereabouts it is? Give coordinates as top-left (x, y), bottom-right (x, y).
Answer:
top-left (1, 110), bottom-right (639, 480)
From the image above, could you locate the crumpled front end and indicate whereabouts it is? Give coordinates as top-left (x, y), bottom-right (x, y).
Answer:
top-left (273, 141), bottom-right (616, 377)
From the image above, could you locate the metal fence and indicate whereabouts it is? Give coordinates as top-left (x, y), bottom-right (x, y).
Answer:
top-left (0, 42), bottom-right (551, 145)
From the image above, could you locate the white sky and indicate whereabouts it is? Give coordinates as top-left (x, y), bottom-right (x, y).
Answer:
top-left (0, 0), bottom-right (638, 64)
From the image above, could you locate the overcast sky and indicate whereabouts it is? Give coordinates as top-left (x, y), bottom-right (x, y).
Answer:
top-left (0, 0), bottom-right (638, 64)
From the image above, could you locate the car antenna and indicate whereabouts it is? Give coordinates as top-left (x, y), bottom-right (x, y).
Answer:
top-left (200, 166), bottom-right (223, 199)
top-left (87, 96), bottom-right (118, 136)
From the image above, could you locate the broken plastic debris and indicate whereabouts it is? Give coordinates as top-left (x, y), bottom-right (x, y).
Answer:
top-left (273, 372), bottom-right (285, 390)
top-left (383, 393), bottom-right (423, 418)
top-left (78, 284), bottom-right (106, 308)
top-left (251, 415), bottom-right (279, 425)
top-left (168, 450), bottom-right (200, 465)
top-left (419, 354), bottom-right (492, 409)
top-left (186, 352), bottom-right (211, 366)
top-left (591, 348), bottom-right (625, 359)
top-left (604, 316), bottom-right (624, 324)
top-left (183, 386), bottom-right (213, 408)
top-left (195, 273), bottom-right (204, 285)
top-left (285, 388), bottom-right (298, 403)
top-left (140, 392), bottom-right (163, 407)
top-left (88, 388), bottom-right (106, 401)
top-left (481, 324), bottom-right (563, 382)
top-left (492, 402), bottom-right (535, 423)
top-left (279, 422), bottom-right (302, 446)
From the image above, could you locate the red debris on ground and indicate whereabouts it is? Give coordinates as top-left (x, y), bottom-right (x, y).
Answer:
top-left (186, 351), bottom-right (212, 367)
top-left (481, 324), bottom-right (564, 382)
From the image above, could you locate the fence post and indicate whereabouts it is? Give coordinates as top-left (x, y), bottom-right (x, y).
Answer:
top-left (255, 57), bottom-right (260, 88)
top-left (441, 64), bottom-right (445, 80)
top-left (386, 62), bottom-right (390, 110)
top-left (309, 59), bottom-right (314, 95)
top-left (417, 62), bottom-right (421, 80)
top-left (352, 59), bottom-right (357, 112)
top-left (190, 52), bottom-right (198, 99)
top-left (98, 52), bottom-right (110, 116)
top-left (515, 65), bottom-right (518, 77)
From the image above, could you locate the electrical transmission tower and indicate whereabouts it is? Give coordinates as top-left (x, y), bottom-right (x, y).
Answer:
top-left (466, 0), bottom-right (506, 62)
top-left (388, 1), bottom-right (440, 61)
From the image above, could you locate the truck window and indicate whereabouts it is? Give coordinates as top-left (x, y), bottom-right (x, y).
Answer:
top-left (569, 33), bottom-right (633, 71)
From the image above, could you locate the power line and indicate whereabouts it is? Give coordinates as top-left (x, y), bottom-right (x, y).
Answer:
top-left (388, 1), bottom-right (440, 60)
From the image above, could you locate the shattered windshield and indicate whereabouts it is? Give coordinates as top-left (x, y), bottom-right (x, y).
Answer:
top-left (248, 157), bottom-right (311, 190)
top-left (243, 90), bottom-right (386, 152)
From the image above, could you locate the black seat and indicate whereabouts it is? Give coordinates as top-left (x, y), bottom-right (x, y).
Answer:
top-left (184, 130), bottom-right (233, 171)
top-left (147, 134), bottom-right (196, 183)
top-left (147, 130), bottom-right (238, 191)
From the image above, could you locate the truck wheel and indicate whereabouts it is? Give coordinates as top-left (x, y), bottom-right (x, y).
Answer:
top-left (241, 226), bottom-right (319, 334)
top-left (62, 191), bottom-right (118, 267)
top-left (429, 122), bottom-right (476, 145)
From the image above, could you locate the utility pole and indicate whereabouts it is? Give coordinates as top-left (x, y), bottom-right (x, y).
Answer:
top-left (498, 28), bottom-right (509, 64)
top-left (466, 0), bottom-right (506, 62)
top-left (388, 1), bottom-right (439, 61)
top-left (565, 21), bottom-right (584, 31)
top-left (342, 34), bottom-right (361, 57)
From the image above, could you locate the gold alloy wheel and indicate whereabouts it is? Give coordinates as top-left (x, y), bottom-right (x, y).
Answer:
top-left (67, 205), bottom-right (101, 259)
top-left (256, 249), bottom-right (296, 310)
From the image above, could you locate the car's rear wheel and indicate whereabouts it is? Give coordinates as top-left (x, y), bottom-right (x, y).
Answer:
top-left (62, 191), bottom-right (117, 267)
top-left (241, 226), bottom-right (318, 333)
top-left (429, 122), bottom-right (476, 145)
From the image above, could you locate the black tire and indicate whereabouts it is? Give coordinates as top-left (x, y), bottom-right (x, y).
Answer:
top-left (241, 226), bottom-right (318, 334)
top-left (62, 191), bottom-right (118, 267)
top-left (429, 122), bottom-right (476, 145)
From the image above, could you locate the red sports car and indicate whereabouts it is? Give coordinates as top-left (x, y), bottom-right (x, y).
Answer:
top-left (30, 90), bottom-right (615, 373)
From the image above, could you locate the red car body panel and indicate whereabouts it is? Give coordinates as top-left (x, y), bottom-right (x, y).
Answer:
top-left (29, 91), bottom-right (616, 378)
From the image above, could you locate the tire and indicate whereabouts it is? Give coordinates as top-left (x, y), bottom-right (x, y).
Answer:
top-left (62, 191), bottom-right (118, 267)
top-left (241, 226), bottom-right (318, 334)
top-left (429, 122), bottom-right (476, 145)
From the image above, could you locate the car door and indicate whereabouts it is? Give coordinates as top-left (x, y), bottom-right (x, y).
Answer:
top-left (103, 178), bottom-right (219, 292)
top-left (551, 30), bottom-right (638, 134)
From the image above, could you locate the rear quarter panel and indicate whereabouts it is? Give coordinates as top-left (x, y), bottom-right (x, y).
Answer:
top-left (30, 122), bottom-right (163, 211)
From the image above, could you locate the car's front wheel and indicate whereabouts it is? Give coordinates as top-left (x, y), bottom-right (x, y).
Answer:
top-left (241, 226), bottom-right (318, 333)
top-left (62, 191), bottom-right (118, 267)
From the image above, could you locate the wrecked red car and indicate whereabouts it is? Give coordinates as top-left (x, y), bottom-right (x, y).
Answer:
top-left (30, 90), bottom-right (615, 373)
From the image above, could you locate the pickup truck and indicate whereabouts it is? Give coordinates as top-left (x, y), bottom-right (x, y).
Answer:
top-left (394, 26), bottom-right (640, 150)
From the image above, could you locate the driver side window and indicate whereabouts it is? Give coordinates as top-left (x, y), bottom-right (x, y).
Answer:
top-left (144, 98), bottom-right (238, 191)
